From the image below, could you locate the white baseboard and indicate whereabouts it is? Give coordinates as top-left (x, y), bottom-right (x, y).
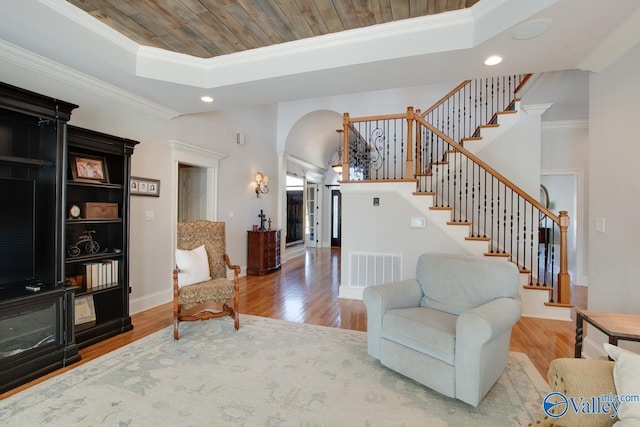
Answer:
top-left (581, 336), bottom-right (608, 360)
top-left (131, 268), bottom-right (246, 315)
top-left (228, 268), bottom-right (247, 280)
top-left (130, 289), bottom-right (171, 315)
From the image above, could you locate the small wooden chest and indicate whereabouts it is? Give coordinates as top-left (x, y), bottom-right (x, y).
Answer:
top-left (82, 202), bottom-right (118, 219)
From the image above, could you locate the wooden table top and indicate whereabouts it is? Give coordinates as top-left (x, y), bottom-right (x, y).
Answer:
top-left (577, 309), bottom-right (640, 340)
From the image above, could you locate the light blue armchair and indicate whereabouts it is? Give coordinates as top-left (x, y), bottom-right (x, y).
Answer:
top-left (363, 252), bottom-right (521, 407)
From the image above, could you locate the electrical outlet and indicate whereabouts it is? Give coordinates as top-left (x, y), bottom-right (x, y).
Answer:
top-left (410, 217), bottom-right (426, 228)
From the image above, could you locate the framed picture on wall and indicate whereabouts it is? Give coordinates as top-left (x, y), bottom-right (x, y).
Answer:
top-left (131, 176), bottom-right (160, 197)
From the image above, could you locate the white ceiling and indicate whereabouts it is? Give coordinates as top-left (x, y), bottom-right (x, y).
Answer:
top-left (1, 0), bottom-right (639, 117)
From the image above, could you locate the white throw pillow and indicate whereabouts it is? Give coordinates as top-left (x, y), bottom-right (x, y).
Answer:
top-left (603, 343), bottom-right (640, 426)
top-left (175, 245), bottom-right (211, 287)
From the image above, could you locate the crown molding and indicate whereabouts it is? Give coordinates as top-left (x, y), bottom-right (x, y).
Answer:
top-left (542, 119), bottom-right (589, 130)
top-left (521, 103), bottom-right (553, 116)
top-left (579, 7), bottom-right (640, 72)
top-left (169, 140), bottom-right (227, 163)
top-left (41, 0), bottom-right (138, 55)
top-left (0, 39), bottom-right (180, 120)
top-left (141, 8), bottom-right (474, 68)
top-left (135, 9), bottom-right (476, 88)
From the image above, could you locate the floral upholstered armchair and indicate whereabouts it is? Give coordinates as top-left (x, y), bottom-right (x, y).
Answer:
top-left (173, 220), bottom-right (240, 339)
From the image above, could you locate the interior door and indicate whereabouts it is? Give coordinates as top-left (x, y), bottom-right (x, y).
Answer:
top-left (178, 165), bottom-right (207, 221)
top-left (286, 190), bottom-right (304, 244)
top-left (305, 182), bottom-right (319, 248)
top-left (330, 189), bottom-right (341, 247)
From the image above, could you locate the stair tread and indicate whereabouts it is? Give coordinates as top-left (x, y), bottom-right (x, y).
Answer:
top-left (465, 236), bottom-right (490, 241)
top-left (412, 191), bottom-right (435, 195)
top-left (447, 221), bottom-right (471, 226)
top-left (429, 206), bottom-right (453, 211)
top-left (544, 302), bottom-right (575, 308)
top-left (461, 136), bottom-right (482, 141)
top-left (479, 124), bottom-right (500, 129)
top-left (497, 110), bottom-right (518, 115)
top-left (523, 284), bottom-right (553, 291)
top-left (484, 252), bottom-right (510, 257)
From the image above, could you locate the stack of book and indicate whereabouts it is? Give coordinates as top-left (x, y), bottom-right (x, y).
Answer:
top-left (82, 259), bottom-right (119, 290)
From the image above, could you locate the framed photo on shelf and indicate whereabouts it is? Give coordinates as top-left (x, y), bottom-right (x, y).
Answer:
top-left (131, 176), bottom-right (160, 197)
top-left (75, 295), bottom-right (96, 325)
top-left (70, 153), bottom-right (109, 183)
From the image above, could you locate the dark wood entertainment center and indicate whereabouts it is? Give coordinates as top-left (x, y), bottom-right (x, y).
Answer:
top-left (0, 82), bottom-right (138, 393)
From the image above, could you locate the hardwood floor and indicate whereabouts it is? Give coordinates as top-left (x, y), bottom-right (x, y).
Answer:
top-left (0, 247), bottom-right (584, 400)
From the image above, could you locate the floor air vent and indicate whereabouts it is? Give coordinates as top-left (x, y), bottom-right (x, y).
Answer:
top-left (349, 252), bottom-right (402, 288)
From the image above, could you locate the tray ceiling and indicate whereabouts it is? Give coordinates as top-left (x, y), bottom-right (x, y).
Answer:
top-left (66, 0), bottom-right (479, 58)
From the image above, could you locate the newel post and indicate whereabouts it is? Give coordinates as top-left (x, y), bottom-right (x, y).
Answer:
top-left (406, 106), bottom-right (414, 179)
top-left (342, 113), bottom-right (350, 182)
top-left (557, 210), bottom-right (571, 305)
top-left (415, 109), bottom-right (422, 176)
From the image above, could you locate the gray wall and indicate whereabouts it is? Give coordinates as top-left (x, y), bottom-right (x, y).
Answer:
top-left (587, 42), bottom-right (640, 354)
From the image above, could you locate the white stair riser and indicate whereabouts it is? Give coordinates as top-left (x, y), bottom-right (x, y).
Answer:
top-left (463, 240), bottom-right (491, 257)
top-left (519, 287), bottom-right (571, 321)
top-left (465, 109), bottom-right (520, 155)
top-left (426, 209), bottom-right (453, 224)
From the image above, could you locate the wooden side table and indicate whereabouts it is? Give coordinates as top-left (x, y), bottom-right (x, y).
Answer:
top-left (575, 309), bottom-right (640, 358)
top-left (247, 229), bottom-right (281, 275)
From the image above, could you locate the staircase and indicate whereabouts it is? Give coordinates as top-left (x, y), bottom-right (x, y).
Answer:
top-left (340, 74), bottom-right (572, 319)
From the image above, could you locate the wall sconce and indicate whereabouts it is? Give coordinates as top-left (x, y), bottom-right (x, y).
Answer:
top-left (255, 172), bottom-right (269, 197)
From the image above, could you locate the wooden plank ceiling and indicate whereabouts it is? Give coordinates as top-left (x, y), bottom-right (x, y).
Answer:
top-left (66, 0), bottom-right (479, 58)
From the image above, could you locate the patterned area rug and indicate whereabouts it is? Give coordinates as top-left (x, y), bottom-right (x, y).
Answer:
top-left (0, 315), bottom-right (548, 426)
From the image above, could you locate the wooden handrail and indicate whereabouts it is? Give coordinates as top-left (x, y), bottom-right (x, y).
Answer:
top-left (421, 80), bottom-right (471, 117)
top-left (415, 115), bottom-right (560, 224)
top-left (347, 112), bottom-right (407, 123)
top-left (514, 73), bottom-right (532, 94)
top-left (342, 109), bottom-right (560, 221)
top-left (417, 113), bottom-right (570, 304)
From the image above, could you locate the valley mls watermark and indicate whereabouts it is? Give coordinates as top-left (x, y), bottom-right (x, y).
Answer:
top-left (543, 391), bottom-right (640, 419)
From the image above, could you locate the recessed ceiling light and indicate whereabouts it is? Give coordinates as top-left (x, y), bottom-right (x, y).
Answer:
top-left (484, 55), bottom-right (503, 66)
top-left (201, 96), bottom-right (214, 103)
top-left (513, 18), bottom-right (552, 40)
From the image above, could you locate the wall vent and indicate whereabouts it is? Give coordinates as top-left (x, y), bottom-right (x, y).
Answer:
top-left (349, 252), bottom-right (402, 288)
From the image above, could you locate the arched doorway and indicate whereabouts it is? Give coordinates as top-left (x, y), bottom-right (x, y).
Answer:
top-left (280, 110), bottom-right (342, 254)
